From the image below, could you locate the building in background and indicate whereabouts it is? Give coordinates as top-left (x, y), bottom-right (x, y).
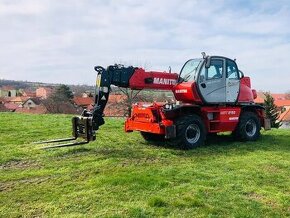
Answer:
top-left (0, 86), bottom-right (18, 97)
top-left (73, 96), bottom-right (94, 110)
top-left (20, 89), bottom-right (37, 97)
top-left (3, 102), bottom-right (19, 112)
top-left (19, 98), bottom-right (42, 109)
top-left (36, 87), bottom-right (53, 99)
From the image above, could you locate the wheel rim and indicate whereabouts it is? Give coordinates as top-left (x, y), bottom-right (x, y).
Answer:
top-left (185, 124), bottom-right (200, 144)
top-left (245, 119), bottom-right (257, 137)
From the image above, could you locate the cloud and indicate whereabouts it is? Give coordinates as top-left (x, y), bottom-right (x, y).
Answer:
top-left (0, 0), bottom-right (48, 16)
top-left (0, 0), bottom-right (289, 92)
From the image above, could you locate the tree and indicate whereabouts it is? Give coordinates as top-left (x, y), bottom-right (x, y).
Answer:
top-left (263, 92), bottom-right (282, 128)
top-left (118, 88), bottom-right (143, 117)
top-left (115, 88), bottom-right (159, 117)
top-left (51, 84), bottom-right (74, 101)
top-left (42, 85), bottom-right (76, 114)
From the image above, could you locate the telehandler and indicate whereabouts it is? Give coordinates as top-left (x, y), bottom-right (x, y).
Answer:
top-left (40, 53), bottom-right (270, 149)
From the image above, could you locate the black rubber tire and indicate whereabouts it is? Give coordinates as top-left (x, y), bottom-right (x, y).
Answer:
top-left (140, 132), bottom-right (164, 142)
top-left (167, 114), bottom-right (206, 149)
top-left (233, 111), bottom-right (261, 141)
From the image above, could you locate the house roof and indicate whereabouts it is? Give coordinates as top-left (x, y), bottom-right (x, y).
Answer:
top-left (9, 96), bottom-right (30, 103)
top-left (254, 92), bottom-right (290, 106)
top-left (108, 94), bottom-right (127, 103)
top-left (22, 90), bottom-right (36, 97)
top-left (279, 108), bottom-right (290, 121)
top-left (0, 85), bottom-right (15, 91)
top-left (254, 95), bottom-right (264, 104)
top-left (4, 102), bottom-right (19, 110)
top-left (0, 97), bottom-right (13, 103)
top-left (21, 97), bottom-right (42, 105)
top-left (275, 100), bottom-right (290, 107)
top-left (271, 93), bottom-right (286, 100)
top-left (73, 97), bottom-right (94, 106)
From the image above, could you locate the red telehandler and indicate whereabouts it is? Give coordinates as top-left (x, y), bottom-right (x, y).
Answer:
top-left (40, 53), bottom-right (270, 149)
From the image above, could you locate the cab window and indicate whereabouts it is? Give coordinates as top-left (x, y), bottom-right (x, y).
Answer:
top-left (207, 59), bottom-right (223, 80)
top-left (226, 60), bottom-right (239, 79)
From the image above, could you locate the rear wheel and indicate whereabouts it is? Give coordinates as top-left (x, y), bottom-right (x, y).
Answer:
top-left (140, 132), bottom-right (164, 142)
top-left (233, 111), bottom-right (261, 141)
top-left (168, 115), bottom-right (206, 149)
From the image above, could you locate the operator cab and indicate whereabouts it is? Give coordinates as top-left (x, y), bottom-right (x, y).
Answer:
top-left (178, 55), bottom-right (241, 104)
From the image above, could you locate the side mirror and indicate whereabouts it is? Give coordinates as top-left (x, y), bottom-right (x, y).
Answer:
top-left (168, 66), bottom-right (171, 73)
top-left (199, 75), bottom-right (205, 82)
top-left (239, 70), bottom-right (244, 78)
top-left (205, 57), bottom-right (211, 68)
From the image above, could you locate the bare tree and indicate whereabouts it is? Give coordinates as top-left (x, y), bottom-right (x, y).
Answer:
top-left (118, 88), bottom-right (144, 117)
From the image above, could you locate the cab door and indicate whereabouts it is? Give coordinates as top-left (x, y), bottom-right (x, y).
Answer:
top-left (198, 58), bottom-right (226, 103)
top-left (225, 59), bottom-right (240, 103)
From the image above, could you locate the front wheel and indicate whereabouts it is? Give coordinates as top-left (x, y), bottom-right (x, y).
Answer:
top-left (167, 114), bottom-right (206, 149)
top-left (233, 111), bottom-right (261, 141)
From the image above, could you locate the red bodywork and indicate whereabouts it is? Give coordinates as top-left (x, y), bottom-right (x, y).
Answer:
top-left (238, 76), bottom-right (256, 103)
top-left (173, 82), bottom-right (203, 104)
top-left (125, 103), bottom-right (173, 135)
top-left (125, 103), bottom-right (265, 136)
top-left (129, 68), bottom-right (178, 90)
top-left (124, 68), bottom-right (264, 137)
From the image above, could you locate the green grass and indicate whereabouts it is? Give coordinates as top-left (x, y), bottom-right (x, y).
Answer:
top-left (0, 112), bottom-right (289, 217)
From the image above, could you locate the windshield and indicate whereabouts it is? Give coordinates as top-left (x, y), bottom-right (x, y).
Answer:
top-left (179, 59), bottom-right (202, 82)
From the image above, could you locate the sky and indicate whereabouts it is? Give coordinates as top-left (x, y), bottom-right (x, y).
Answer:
top-left (0, 0), bottom-right (289, 92)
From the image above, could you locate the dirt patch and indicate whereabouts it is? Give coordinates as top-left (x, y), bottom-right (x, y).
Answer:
top-left (247, 192), bottom-right (278, 208)
top-left (247, 192), bottom-right (265, 201)
top-left (263, 164), bottom-right (281, 173)
top-left (0, 160), bottom-right (41, 170)
top-left (0, 176), bottom-right (51, 192)
top-left (120, 157), bottom-right (165, 167)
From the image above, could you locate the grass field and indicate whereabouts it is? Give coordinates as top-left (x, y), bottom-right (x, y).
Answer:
top-left (0, 112), bottom-right (289, 217)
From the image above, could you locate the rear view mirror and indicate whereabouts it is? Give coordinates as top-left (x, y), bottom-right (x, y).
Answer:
top-left (239, 70), bottom-right (244, 78)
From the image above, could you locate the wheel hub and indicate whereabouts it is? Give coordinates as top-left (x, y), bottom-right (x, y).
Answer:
top-left (185, 124), bottom-right (200, 144)
top-left (245, 119), bottom-right (257, 137)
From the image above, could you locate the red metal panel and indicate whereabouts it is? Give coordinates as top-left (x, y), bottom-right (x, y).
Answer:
top-left (129, 68), bottom-right (178, 90)
top-left (173, 82), bottom-right (203, 104)
top-left (126, 104), bottom-right (242, 135)
top-left (238, 77), bottom-right (254, 103)
top-left (125, 103), bottom-right (173, 134)
top-left (125, 119), bottom-right (165, 134)
top-left (201, 107), bottom-right (241, 132)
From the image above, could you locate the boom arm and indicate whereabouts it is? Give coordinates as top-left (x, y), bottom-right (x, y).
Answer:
top-left (90, 64), bottom-right (178, 131)
top-left (38, 64), bottom-right (178, 148)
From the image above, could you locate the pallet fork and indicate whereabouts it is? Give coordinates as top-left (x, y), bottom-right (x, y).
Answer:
top-left (36, 116), bottom-right (96, 149)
